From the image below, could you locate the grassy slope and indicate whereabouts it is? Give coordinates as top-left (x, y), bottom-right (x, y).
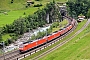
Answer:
top-left (0, 7), bottom-right (40, 27)
top-left (2, 34), bottom-right (11, 41)
top-left (22, 20), bottom-right (87, 60)
top-left (0, 0), bottom-right (27, 10)
top-left (52, 19), bottom-right (68, 32)
top-left (39, 20), bottom-right (90, 60)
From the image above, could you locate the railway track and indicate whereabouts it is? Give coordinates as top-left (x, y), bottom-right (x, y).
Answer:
top-left (31, 19), bottom-right (90, 60)
top-left (0, 17), bottom-right (77, 60)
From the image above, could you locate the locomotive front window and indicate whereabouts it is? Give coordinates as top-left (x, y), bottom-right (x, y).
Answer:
top-left (19, 44), bottom-right (24, 48)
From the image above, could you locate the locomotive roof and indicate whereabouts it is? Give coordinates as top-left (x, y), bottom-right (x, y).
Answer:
top-left (23, 40), bottom-right (33, 44)
top-left (23, 36), bottom-right (47, 44)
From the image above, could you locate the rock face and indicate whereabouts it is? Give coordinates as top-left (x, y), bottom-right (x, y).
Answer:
top-left (59, 6), bottom-right (67, 16)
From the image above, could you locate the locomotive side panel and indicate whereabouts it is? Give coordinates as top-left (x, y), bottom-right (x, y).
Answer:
top-left (65, 27), bottom-right (68, 33)
top-left (37, 38), bottom-right (47, 45)
top-left (54, 31), bottom-right (61, 38)
top-left (70, 25), bottom-right (72, 30)
top-left (26, 42), bottom-right (37, 50)
top-left (60, 30), bottom-right (64, 35)
top-left (47, 34), bottom-right (55, 41)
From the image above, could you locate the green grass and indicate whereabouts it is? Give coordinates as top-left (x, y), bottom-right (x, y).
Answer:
top-left (52, 19), bottom-right (68, 32)
top-left (0, 0), bottom-right (26, 10)
top-left (39, 20), bottom-right (90, 60)
top-left (22, 20), bottom-right (87, 60)
top-left (2, 34), bottom-right (11, 41)
top-left (40, 33), bottom-right (90, 60)
top-left (0, 7), bottom-right (41, 27)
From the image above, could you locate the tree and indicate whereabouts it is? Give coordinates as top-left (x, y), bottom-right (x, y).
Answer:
top-left (13, 17), bottom-right (27, 35)
top-left (67, 0), bottom-right (90, 18)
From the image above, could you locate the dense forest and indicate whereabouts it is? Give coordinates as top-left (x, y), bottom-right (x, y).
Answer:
top-left (66, 0), bottom-right (90, 18)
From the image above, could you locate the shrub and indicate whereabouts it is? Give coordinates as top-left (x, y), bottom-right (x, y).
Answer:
top-left (31, 2), bottom-right (34, 4)
top-left (34, 3), bottom-right (42, 7)
top-left (5, 40), bottom-right (9, 46)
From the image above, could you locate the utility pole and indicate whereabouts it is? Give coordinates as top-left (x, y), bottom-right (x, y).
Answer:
top-left (3, 42), bottom-right (5, 60)
top-left (0, 42), bottom-right (5, 60)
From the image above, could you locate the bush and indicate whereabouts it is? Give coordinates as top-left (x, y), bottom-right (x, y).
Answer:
top-left (25, 5), bottom-right (28, 8)
top-left (51, 22), bottom-right (59, 28)
top-left (7, 39), bottom-right (12, 44)
top-left (34, 3), bottom-right (42, 7)
top-left (23, 12), bottom-right (26, 15)
top-left (31, 2), bottom-right (34, 4)
top-left (5, 40), bottom-right (9, 46)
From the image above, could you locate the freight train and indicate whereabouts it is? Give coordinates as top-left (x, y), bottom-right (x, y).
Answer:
top-left (19, 16), bottom-right (76, 53)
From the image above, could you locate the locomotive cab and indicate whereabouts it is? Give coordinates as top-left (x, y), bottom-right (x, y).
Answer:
top-left (19, 44), bottom-right (24, 52)
top-left (19, 41), bottom-right (33, 52)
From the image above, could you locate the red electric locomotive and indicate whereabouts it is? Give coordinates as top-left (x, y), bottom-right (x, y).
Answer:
top-left (19, 37), bottom-right (48, 52)
top-left (19, 40), bottom-right (37, 52)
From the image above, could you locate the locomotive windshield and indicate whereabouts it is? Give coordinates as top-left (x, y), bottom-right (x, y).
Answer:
top-left (19, 44), bottom-right (24, 48)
